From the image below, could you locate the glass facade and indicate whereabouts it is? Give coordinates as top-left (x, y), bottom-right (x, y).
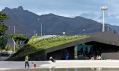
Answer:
top-left (74, 45), bottom-right (93, 60)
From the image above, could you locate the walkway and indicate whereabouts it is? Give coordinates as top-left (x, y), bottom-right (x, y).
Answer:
top-left (0, 60), bottom-right (119, 70)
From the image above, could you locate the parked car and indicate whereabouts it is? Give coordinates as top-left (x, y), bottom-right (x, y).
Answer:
top-left (0, 52), bottom-right (13, 61)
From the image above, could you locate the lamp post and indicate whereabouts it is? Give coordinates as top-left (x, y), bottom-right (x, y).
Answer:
top-left (38, 18), bottom-right (42, 36)
top-left (41, 23), bottom-right (42, 36)
top-left (100, 6), bottom-right (108, 32)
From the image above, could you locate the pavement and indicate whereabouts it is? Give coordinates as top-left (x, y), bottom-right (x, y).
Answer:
top-left (1, 60), bottom-right (119, 70)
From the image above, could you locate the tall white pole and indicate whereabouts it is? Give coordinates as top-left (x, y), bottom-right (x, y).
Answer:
top-left (100, 6), bottom-right (108, 32)
top-left (38, 18), bottom-right (43, 36)
top-left (41, 23), bottom-right (42, 36)
top-left (102, 11), bottom-right (105, 32)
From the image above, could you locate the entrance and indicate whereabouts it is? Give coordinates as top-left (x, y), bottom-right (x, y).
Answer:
top-left (74, 45), bottom-right (93, 60)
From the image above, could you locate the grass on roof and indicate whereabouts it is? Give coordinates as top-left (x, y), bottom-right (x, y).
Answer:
top-left (28, 35), bottom-right (89, 50)
top-left (10, 35), bottom-right (89, 60)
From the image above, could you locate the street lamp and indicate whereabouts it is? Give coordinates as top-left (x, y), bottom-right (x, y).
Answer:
top-left (100, 6), bottom-right (108, 32)
top-left (38, 18), bottom-right (42, 36)
top-left (41, 23), bottom-right (42, 36)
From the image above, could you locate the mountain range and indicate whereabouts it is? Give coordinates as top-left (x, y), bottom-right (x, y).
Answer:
top-left (1, 6), bottom-right (119, 37)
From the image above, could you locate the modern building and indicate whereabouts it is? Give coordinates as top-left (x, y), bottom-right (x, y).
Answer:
top-left (30, 31), bottom-right (119, 60)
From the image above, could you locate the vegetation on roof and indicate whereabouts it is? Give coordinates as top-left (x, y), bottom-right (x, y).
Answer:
top-left (9, 35), bottom-right (89, 60)
top-left (28, 35), bottom-right (89, 49)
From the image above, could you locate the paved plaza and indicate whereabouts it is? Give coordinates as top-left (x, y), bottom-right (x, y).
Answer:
top-left (1, 60), bottom-right (119, 70)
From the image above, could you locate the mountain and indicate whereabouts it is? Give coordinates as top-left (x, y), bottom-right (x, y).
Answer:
top-left (1, 6), bottom-right (119, 37)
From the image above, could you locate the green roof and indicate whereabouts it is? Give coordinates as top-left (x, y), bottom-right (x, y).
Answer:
top-left (28, 35), bottom-right (89, 50)
top-left (9, 35), bottom-right (89, 60)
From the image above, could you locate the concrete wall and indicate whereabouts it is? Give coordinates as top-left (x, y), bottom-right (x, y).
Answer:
top-left (101, 52), bottom-right (119, 60)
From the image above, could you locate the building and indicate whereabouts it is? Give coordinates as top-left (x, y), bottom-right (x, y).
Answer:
top-left (29, 32), bottom-right (119, 60)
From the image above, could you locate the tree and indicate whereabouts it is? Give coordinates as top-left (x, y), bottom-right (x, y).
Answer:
top-left (0, 12), bottom-right (8, 50)
top-left (0, 23), bottom-right (8, 36)
top-left (0, 35), bottom-right (8, 49)
top-left (9, 33), bottom-right (29, 48)
top-left (0, 12), bottom-right (8, 36)
top-left (0, 12), bottom-right (8, 21)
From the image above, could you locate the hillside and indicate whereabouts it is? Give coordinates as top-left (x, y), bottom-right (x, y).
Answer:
top-left (1, 6), bottom-right (104, 37)
top-left (1, 6), bottom-right (119, 37)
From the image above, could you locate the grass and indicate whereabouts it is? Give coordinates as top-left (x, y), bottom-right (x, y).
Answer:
top-left (9, 35), bottom-right (89, 60)
top-left (28, 35), bottom-right (89, 50)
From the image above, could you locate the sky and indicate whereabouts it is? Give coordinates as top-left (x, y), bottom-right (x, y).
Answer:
top-left (0, 0), bottom-right (119, 26)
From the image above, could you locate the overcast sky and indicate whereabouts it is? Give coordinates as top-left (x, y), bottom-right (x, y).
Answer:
top-left (0, 0), bottom-right (119, 26)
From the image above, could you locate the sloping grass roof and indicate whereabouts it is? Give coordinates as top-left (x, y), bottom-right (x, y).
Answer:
top-left (28, 35), bottom-right (89, 50)
top-left (9, 35), bottom-right (89, 60)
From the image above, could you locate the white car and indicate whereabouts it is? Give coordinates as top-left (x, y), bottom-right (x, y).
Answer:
top-left (0, 52), bottom-right (12, 61)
